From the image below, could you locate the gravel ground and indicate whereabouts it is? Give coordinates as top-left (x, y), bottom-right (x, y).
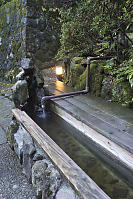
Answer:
top-left (0, 144), bottom-right (36, 199)
top-left (0, 82), bottom-right (36, 199)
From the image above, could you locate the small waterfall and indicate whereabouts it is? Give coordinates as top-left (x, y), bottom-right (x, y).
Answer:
top-left (35, 104), bottom-right (46, 119)
top-left (39, 104), bottom-right (46, 119)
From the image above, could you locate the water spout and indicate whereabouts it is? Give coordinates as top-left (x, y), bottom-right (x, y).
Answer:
top-left (42, 104), bottom-right (45, 109)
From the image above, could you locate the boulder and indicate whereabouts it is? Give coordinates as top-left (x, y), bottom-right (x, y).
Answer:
top-left (12, 80), bottom-right (29, 108)
top-left (14, 125), bottom-right (34, 161)
top-left (7, 119), bottom-right (19, 149)
top-left (33, 142), bottom-right (47, 162)
top-left (14, 125), bottom-right (36, 181)
top-left (112, 81), bottom-right (133, 107)
top-left (23, 142), bottom-right (36, 182)
top-left (32, 159), bottom-right (62, 199)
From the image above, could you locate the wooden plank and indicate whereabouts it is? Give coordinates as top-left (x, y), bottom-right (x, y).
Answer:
top-left (64, 97), bottom-right (133, 135)
top-left (51, 98), bottom-right (133, 153)
top-left (51, 102), bottom-right (133, 183)
top-left (12, 108), bottom-right (110, 199)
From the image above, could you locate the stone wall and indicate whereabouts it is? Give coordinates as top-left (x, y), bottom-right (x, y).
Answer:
top-left (26, 0), bottom-right (61, 70)
top-left (0, 0), bottom-right (27, 79)
top-left (0, 0), bottom-right (75, 80)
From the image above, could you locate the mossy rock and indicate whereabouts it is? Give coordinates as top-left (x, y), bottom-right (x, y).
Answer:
top-left (89, 61), bottom-right (105, 96)
top-left (71, 57), bottom-right (86, 65)
top-left (74, 68), bottom-right (86, 90)
top-left (69, 57), bottom-right (86, 88)
top-left (101, 76), bottom-right (114, 100)
top-left (112, 81), bottom-right (133, 107)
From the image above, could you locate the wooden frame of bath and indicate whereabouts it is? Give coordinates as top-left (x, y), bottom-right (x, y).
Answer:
top-left (50, 100), bottom-right (133, 184)
top-left (12, 108), bottom-right (110, 199)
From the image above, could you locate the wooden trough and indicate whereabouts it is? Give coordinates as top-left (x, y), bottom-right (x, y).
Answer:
top-left (12, 108), bottom-right (110, 199)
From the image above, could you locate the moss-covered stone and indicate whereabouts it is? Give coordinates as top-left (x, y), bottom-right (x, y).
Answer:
top-left (101, 76), bottom-right (113, 100)
top-left (89, 61), bottom-right (105, 96)
top-left (68, 57), bottom-right (86, 89)
top-left (112, 81), bottom-right (133, 107)
top-left (0, 0), bottom-right (26, 80)
top-left (65, 58), bottom-right (133, 107)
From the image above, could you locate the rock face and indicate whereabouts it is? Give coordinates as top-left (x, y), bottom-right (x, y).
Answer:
top-left (0, 0), bottom-right (59, 80)
top-left (0, 0), bottom-right (77, 82)
top-left (26, 0), bottom-right (61, 70)
top-left (0, 0), bottom-right (27, 79)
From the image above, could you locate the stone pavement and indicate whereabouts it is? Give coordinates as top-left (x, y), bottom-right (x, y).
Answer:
top-left (0, 83), bottom-right (36, 199)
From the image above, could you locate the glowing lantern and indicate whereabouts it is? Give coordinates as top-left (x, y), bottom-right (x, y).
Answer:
top-left (56, 66), bottom-right (63, 75)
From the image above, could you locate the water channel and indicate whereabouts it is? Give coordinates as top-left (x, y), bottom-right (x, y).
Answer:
top-left (33, 110), bottom-right (133, 199)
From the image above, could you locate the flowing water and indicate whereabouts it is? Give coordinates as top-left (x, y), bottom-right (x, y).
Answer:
top-left (33, 111), bottom-right (133, 199)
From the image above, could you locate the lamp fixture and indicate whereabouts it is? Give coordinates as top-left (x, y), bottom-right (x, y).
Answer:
top-left (56, 66), bottom-right (63, 75)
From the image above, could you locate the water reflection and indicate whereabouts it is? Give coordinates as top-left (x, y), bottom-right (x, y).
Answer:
top-left (55, 79), bottom-right (65, 92)
top-left (33, 112), bottom-right (133, 199)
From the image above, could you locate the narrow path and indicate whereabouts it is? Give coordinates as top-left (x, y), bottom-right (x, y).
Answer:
top-left (0, 83), bottom-right (36, 199)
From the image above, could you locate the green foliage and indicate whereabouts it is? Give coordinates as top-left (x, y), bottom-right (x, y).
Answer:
top-left (0, 0), bottom-right (10, 7)
top-left (5, 68), bottom-right (19, 83)
top-left (117, 56), bottom-right (133, 88)
top-left (57, 0), bottom-right (133, 60)
top-left (56, 0), bottom-right (133, 91)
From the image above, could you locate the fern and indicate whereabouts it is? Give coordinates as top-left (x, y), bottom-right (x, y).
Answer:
top-left (117, 58), bottom-right (133, 87)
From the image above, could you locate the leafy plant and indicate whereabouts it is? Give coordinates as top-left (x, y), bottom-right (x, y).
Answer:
top-left (117, 57), bottom-right (133, 88)
top-left (0, 0), bottom-right (10, 7)
top-left (57, 0), bottom-right (133, 60)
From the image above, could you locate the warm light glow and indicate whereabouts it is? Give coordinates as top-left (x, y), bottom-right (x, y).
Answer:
top-left (56, 66), bottom-right (63, 75)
